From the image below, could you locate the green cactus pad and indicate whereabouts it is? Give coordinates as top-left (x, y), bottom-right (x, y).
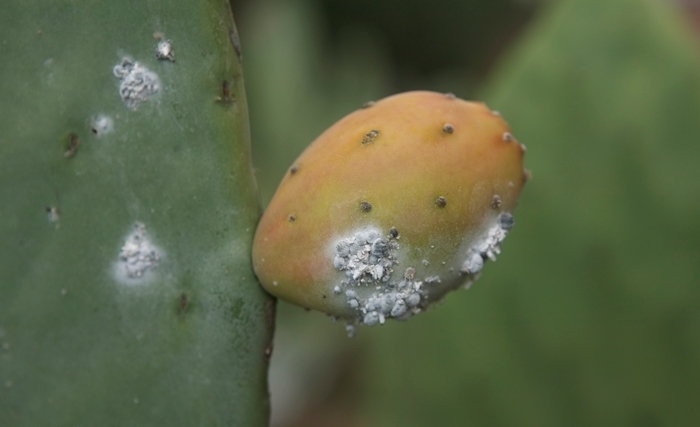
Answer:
top-left (0, 1), bottom-right (272, 425)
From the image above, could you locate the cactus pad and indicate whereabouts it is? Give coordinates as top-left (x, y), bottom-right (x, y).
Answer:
top-left (253, 91), bottom-right (527, 332)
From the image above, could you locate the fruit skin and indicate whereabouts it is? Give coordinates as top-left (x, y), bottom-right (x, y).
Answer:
top-left (253, 91), bottom-right (526, 324)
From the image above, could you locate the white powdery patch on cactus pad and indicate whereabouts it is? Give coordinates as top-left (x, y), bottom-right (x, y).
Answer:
top-left (333, 214), bottom-right (515, 334)
top-left (114, 222), bottom-right (161, 284)
top-left (460, 212), bottom-right (514, 286)
top-left (344, 267), bottom-right (425, 327)
top-left (331, 228), bottom-right (426, 332)
top-left (91, 115), bottom-right (114, 138)
top-left (113, 57), bottom-right (159, 109)
top-left (332, 228), bottom-right (398, 285)
top-left (155, 39), bottom-right (175, 62)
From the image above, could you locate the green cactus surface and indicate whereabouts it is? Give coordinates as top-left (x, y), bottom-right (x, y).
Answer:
top-left (0, 1), bottom-right (273, 426)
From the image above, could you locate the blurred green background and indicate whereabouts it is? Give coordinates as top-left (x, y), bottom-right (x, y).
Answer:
top-left (232, 0), bottom-right (700, 425)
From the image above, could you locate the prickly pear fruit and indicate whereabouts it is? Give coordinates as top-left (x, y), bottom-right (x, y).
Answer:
top-left (252, 91), bottom-right (527, 332)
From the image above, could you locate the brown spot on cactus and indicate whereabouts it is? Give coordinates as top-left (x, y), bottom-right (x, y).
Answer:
top-left (435, 196), bottom-right (447, 207)
top-left (288, 214), bottom-right (296, 222)
top-left (216, 80), bottom-right (232, 103)
top-left (491, 195), bottom-right (502, 209)
top-left (361, 129), bottom-right (380, 145)
top-left (442, 123), bottom-right (454, 134)
top-left (289, 165), bottom-right (299, 175)
top-left (252, 91), bottom-right (527, 331)
top-left (360, 200), bottom-right (372, 212)
top-left (390, 227), bottom-right (399, 238)
top-left (503, 132), bottom-right (513, 142)
top-left (179, 293), bottom-right (189, 315)
top-left (64, 133), bottom-right (79, 158)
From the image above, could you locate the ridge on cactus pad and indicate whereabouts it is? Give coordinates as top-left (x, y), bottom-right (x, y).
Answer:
top-left (253, 91), bottom-right (527, 334)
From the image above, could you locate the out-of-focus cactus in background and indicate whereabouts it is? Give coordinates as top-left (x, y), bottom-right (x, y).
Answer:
top-left (0, 0), bottom-right (273, 425)
top-left (236, 0), bottom-right (700, 425)
top-left (359, 0), bottom-right (700, 425)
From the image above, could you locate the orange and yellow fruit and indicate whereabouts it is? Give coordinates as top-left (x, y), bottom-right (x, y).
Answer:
top-left (253, 91), bottom-right (527, 333)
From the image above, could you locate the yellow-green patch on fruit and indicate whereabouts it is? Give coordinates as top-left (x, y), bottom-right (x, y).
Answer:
top-left (253, 91), bottom-right (526, 332)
